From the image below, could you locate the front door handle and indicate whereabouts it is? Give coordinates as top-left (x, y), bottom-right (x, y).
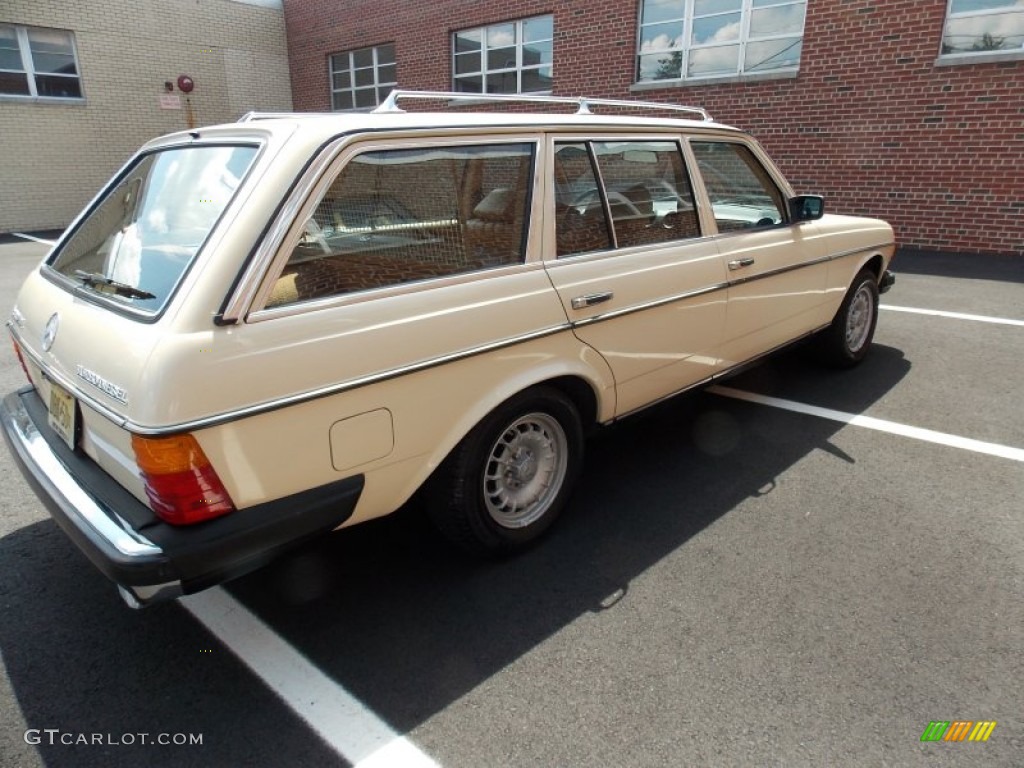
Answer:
top-left (571, 292), bottom-right (614, 310)
top-left (728, 257), bottom-right (756, 270)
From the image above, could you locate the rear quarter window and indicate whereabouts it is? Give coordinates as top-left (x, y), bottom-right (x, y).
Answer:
top-left (48, 144), bottom-right (259, 315)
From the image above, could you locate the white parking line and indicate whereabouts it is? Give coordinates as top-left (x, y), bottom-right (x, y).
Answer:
top-left (880, 304), bottom-right (1024, 327)
top-left (10, 232), bottom-right (57, 246)
top-left (181, 587), bottom-right (440, 768)
top-left (709, 385), bottom-right (1024, 463)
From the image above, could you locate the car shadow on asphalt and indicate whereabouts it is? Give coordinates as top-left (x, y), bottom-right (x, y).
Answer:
top-left (893, 248), bottom-right (1024, 284)
top-left (0, 344), bottom-right (911, 759)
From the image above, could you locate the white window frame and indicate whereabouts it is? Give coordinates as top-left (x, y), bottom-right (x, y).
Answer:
top-left (938, 0), bottom-right (1024, 63)
top-left (452, 15), bottom-right (554, 95)
top-left (329, 44), bottom-right (396, 111)
top-left (0, 23), bottom-right (83, 101)
top-left (635, 0), bottom-right (807, 84)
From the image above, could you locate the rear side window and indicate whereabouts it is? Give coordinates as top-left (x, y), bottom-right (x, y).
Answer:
top-left (268, 142), bottom-right (534, 307)
top-left (690, 141), bottom-right (787, 232)
top-left (49, 145), bottom-right (258, 314)
top-left (554, 139), bottom-right (700, 258)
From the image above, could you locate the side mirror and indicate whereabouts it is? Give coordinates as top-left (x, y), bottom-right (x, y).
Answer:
top-left (789, 195), bottom-right (824, 222)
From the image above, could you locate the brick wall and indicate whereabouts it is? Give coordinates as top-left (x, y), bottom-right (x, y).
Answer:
top-left (283, 0), bottom-right (1023, 255)
top-left (0, 0), bottom-right (293, 233)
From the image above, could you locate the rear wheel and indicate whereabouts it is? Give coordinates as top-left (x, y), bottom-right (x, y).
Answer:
top-left (427, 386), bottom-right (583, 557)
top-left (816, 269), bottom-right (879, 367)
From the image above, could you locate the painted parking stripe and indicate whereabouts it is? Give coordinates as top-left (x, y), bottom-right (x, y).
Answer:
top-left (11, 232), bottom-right (57, 246)
top-left (709, 385), bottom-right (1024, 463)
top-left (181, 587), bottom-right (440, 768)
top-left (880, 304), bottom-right (1024, 327)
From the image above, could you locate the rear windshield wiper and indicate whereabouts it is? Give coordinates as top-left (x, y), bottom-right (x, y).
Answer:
top-left (73, 270), bottom-right (156, 300)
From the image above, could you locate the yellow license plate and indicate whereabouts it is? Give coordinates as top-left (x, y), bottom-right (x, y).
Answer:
top-left (47, 381), bottom-right (77, 450)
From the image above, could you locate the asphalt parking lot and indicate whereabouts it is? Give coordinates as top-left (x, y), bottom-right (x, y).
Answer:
top-left (0, 239), bottom-right (1021, 767)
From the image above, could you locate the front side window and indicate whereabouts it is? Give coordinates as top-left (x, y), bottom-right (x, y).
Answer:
top-left (941, 0), bottom-right (1024, 58)
top-left (268, 143), bottom-right (535, 308)
top-left (637, 0), bottom-right (806, 82)
top-left (0, 24), bottom-right (82, 99)
top-left (453, 16), bottom-right (553, 94)
top-left (554, 140), bottom-right (700, 257)
top-left (330, 44), bottom-right (396, 110)
top-left (690, 141), bottom-right (786, 232)
top-left (49, 145), bottom-right (258, 314)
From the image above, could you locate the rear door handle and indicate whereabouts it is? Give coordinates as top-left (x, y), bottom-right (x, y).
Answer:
top-left (728, 258), bottom-right (756, 271)
top-left (571, 292), bottom-right (614, 310)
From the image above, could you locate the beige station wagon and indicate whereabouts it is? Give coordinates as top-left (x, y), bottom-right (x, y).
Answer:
top-left (2, 91), bottom-right (895, 607)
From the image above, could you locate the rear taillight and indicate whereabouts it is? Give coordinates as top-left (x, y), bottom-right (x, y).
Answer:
top-left (12, 340), bottom-right (31, 384)
top-left (131, 433), bottom-right (235, 525)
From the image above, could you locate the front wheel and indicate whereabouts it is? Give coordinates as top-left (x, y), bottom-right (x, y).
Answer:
top-left (426, 386), bottom-right (583, 557)
top-left (815, 269), bottom-right (880, 367)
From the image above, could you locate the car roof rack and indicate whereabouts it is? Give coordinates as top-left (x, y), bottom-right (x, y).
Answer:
top-left (372, 89), bottom-right (713, 122)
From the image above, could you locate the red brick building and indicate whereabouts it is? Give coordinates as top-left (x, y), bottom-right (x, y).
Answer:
top-left (282, 0), bottom-right (1023, 255)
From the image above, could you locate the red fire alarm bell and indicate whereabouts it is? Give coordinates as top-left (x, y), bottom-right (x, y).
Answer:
top-left (177, 75), bottom-right (195, 93)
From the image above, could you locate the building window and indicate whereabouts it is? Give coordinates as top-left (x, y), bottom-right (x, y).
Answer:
top-left (941, 0), bottom-right (1024, 58)
top-left (636, 0), bottom-right (806, 82)
top-left (453, 16), bottom-right (553, 94)
top-left (0, 24), bottom-right (83, 99)
top-left (329, 44), bottom-right (396, 111)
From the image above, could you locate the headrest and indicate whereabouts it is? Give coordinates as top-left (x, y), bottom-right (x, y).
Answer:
top-left (472, 188), bottom-right (513, 222)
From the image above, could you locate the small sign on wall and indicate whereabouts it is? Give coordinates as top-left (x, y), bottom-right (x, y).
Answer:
top-left (159, 93), bottom-right (182, 110)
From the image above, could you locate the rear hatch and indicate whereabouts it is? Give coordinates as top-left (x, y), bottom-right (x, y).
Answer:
top-left (9, 142), bottom-right (262, 509)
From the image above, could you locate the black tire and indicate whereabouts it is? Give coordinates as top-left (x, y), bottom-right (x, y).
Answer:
top-left (426, 386), bottom-right (584, 557)
top-left (816, 269), bottom-right (880, 368)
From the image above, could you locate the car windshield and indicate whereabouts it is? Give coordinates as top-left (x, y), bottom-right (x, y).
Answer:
top-left (48, 144), bottom-right (258, 314)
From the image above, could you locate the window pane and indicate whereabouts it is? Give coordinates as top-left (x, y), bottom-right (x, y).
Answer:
top-left (35, 74), bottom-right (81, 98)
top-left (27, 28), bottom-right (74, 56)
top-left (522, 40), bottom-right (552, 67)
top-left (690, 142), bottom-right (785, 231)
top-left (594, 141), bottom-right (700, 248)
top-left (354, 87), bottom-right (376, 108)
top-left (694, 0), bottom-right (742, 16)
top-left (454, 29), bottom-right (482, 53)
top-left (486, 71), bottom-right (519, 93)
top-left (745, 37), bottom-right (802, 71)
top-left (376, 44), bottom-right (395, 65)
top-left (951, 0), bottom-right (1019, 12)
top-left (488, 46), bottom-right (517, 70)
top-left (692, 13), bottom-right (742, 45)
top-left (640, 21), bottom-right (684, 52)
top-left (329, 53), bottom-right (350, 72)
top-left (31, 51), bottom-right (77, 75)
top-left (942, 11), bottom-right (1024, 54)
top-left (554, 144), bottom-right (612, 257)
top-left (274, 144), bottom-right (534, 305)
top-left (454, 52), bottom-right (481, 75)
top-left (688, 44), bottom-right (739, 76)
top-left (332, 90), bottom-right (353, 110)
top-left (0, 70), bottom-right (30, 95)
top-left (354, 67), bottom-right (374, 87)
top-left (378, 64), bottom-right (396, 85)
top-left (521, 66), bottom-right (552, 92)
top-left (0, 48), bottom-right (24, 70)
top-left (487, 24), bottom-right (516, 48)
top-left (641, 0), bottom-right (685, 25)
top-left (332, 71), bottom-right (351, 90)
top-left (352, 47), bottom-right (373, 68)
top-left (522, 16), bottom-right (553, 42)
top-left (749, 3), bottom-right (806, 38)
top-left (454, 73), bottom-right (483, 92)
top-left (638, 51), bottom-right (682, 81)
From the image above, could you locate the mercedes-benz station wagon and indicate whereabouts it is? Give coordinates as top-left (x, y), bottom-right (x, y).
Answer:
top-left (2, 91), bottom-right (895, 607)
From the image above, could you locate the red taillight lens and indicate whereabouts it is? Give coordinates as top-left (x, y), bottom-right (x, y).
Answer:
top-left (131, 433), bottom-right (235, 525)
top-left (12, 340), bottom-right (31, 384)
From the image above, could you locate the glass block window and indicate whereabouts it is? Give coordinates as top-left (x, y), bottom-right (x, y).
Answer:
top-left (330, 44), bottom-right (396, 111)
top-left (453, 16), bottom-right (553, 94)
top-left (637, 0), bottom-right (806, 82)
top-left (0, 24), bottom-right (83, 99)
top-left (941, 0), bottom-right (1024, 57)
